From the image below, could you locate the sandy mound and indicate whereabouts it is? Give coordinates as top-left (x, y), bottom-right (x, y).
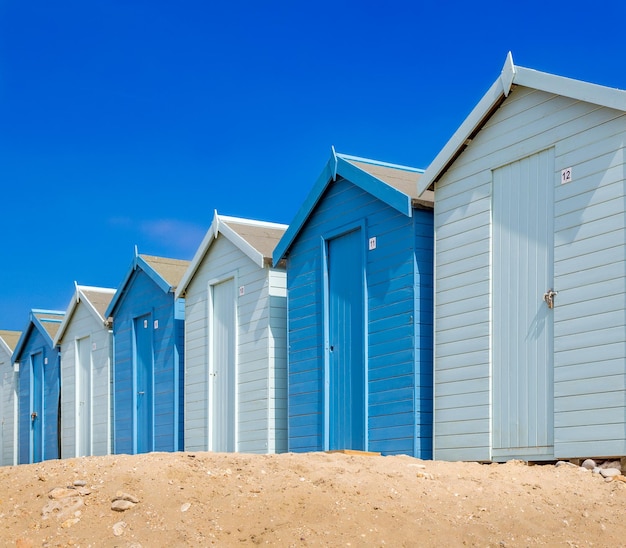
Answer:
top-left (1, 451), bottom-right (625, 547)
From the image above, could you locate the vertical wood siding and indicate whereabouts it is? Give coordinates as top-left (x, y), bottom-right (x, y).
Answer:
top-left (433, 85), bottom-right (626, 460)
top-left (286, 178), bottom-right (434, 456)
top-left (112, 270), bottom-right (184, 454)
top-left (60, 302), bottom-right (112, 458)
top-left (184, 235), bottom-right (287, 453)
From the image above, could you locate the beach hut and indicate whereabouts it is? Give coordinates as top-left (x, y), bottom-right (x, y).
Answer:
top-left (273, 150), bottom-right (434, 456)
top-left (417, 53), bottom-right (626, 462)
top-left (0, 330), bottom-right (21, 465)
top-left (106, 251), bottom-right (189, 455)
top-left (54, 284), bottom-right (115, 458)
top-left (12, 310), bottom-right (65, 463)
top-left (176, 212), bottom-right (288, 453)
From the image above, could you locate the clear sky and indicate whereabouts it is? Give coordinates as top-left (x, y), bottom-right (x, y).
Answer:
top-left (1, 0), bottom-right (625, 332)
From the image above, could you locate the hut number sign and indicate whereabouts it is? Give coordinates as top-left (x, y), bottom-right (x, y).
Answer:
top-left (561, 167), bottom-right (572, 184)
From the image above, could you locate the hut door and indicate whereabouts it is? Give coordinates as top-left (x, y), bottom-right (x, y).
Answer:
top-left (492, 148), bottom-right (555, 460)
top-left (30, 352), bottom-right (44, 463)
top-left (134, 315), bottom-right (153, 454)
top-left (327, 229), bottom-right (365, 451)
top-left (210, 278), bottom-right (236, 452)
top-left (76, 336), bottom-right (92, 457)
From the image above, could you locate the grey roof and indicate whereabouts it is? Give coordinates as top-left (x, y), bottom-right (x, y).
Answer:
top-left (0, 330), bottom-right (22, 352)
top-left (81, 288), bottom-right (115, 318)
top-left (140, 255), bottom-right (190, 289)
top-left (33, 311), bottom-right (65, 341)
top-left (346, 158), bottom-right (434, 207)
top-left (221, 219), bottom-right (287, 260)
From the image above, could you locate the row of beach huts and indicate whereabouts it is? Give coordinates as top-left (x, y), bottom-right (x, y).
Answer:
top-left (1, 54), bottom-right (626, 467)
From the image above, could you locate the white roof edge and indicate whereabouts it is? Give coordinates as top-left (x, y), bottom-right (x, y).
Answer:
top-left (76, 284), bottom-right (116, 294)
top-left (176, 211), bottom-right (277, 298)
top-left (55, 285), bottom-right (114, 344)
top-left (0, 336), bottom-right (12, 356)
top-left (175, 215), bottom-right (218, 299)
top-left (514, 65), bottom-right (626, 111)
top-left (417, 74), bottom-right (506, 195)
top-left (417, 52), bottom-right (626, 196)
top-left (217, 214), bottom-right (288, 230)
top-left (337, 152), bottom-right (425, 173)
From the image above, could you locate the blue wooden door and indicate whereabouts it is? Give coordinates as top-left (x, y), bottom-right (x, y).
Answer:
top-left (135, 316), bottom-right (153, 454)
top-left (210, 279), bottom-right (236, 452)
top-left (492, 149), bottom-right (555, 460)
top-left (31, 352), bottom-right (44, 463)
top-left (327, 229), bottom-right (365, 450)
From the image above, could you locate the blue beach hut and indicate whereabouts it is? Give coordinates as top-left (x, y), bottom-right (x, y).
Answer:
top-left (12, 310), bottom-right (65, 463)
top-left (274, 150), bottom-right (434, 457)
top-left (106, 251), bottom-right (189, 455)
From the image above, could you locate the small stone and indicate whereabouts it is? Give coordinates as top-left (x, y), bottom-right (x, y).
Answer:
top-left (61, 517), bottom-right (80, 529)
top-left (600, 468), bottom-right (620, 478)
top-left (555, 461), bottom-right (577, 468)
top-left (76, 487), bottom-right (91, 496)
top-left (42, 497), bottom-right (84, 521)
top-left (48, 487), bottom-right (80, 500)
top-left (111, 500), bottom-right (136, 512)
top-left (593, 467), bottom-right (602, 474)
top-left (113, 491), bottom-right (140, 504)
top-left (180, 502), bottom-right (191, 512)
top-left (73, 480), bottom-right (87, 487)
top-left (581, 459), bottom-right (596, 470)
top-left (112, 521), bottom-right (127, 536)
top-left (599, 460), bottom-right (622, 471)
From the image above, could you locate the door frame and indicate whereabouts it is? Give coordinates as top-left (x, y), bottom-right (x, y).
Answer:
top-left (321, 220), bottom-right (368, 451)
top-left (75, 335), bottom-right (92, 457)
top-left (206, 271), bottom-right (239, 452)
top-left (490, 148), bottom-right (555, 461)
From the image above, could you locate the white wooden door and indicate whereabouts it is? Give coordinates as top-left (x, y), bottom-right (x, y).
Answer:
top-left (77, 337), bottom-right (92, 457)
top-left (210, 278), bottom-right (236, 452)
top-left (492, 148), bottom-right (555, 460)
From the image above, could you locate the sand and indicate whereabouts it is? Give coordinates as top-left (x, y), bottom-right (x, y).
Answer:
top-left (1, 451), bottom-right (625, 547)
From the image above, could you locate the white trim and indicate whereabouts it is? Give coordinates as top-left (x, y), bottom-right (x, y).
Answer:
top-left (54, 286), bottom-right (115, 345)
top-left (176, 211), bottom-right (288, 298)
top-left (206, 271), bottom-right (239, 452)
top-left (418, 52), bottom-right (626, 196)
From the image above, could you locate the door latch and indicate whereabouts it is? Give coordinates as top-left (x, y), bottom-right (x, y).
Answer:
top-left (543, 289), bottom-right (558, 309)
top-left (31, 411), bottom-right (37, 421)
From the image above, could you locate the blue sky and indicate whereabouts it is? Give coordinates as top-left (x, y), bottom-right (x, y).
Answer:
top-left (1, 0), bottom-right (625, 331)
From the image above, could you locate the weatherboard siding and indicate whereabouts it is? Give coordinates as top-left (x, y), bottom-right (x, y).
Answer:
top-left (0, 349), bottom-right (17, 466)
top-left (287, 177), bottom-right (433, 456)
top-left (433, 85), bottom-right (626, 460)
top-left (112, 269), bottom-right (184, 454)
top-left (184, 234), bottom-right (287, 454)
top-left (59, 302), bottom-right (112, 457)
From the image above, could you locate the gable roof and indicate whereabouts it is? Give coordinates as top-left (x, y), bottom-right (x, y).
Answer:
top-left (0, 330), bottom-right (22, 356)
top-left (54, 284), bottom-right (116, 345)
top-left (105, 251), bottom-right (190, 318)
top-left (417, 52), bottom-right (626, 195)
top-left (12, 310), bottom-right (65, 363)
top-left (273, 149), bottom-right (432, 265)
top-left (176, 211), bottom-right (288, 298)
